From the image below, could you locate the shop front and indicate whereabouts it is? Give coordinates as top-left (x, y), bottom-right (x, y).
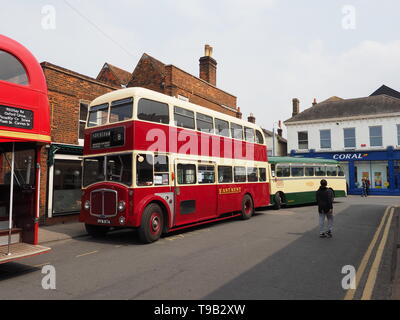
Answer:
top-left (291, 147), bottom-right (400, 196)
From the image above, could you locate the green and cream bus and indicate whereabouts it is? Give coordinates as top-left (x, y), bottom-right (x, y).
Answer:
top-left (268, 157), bottom-right (347, 209)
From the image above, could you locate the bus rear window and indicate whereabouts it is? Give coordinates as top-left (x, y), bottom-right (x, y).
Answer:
top-left (137, 99), bottom-right (169, 124)
top-left (109, 98), bottom-right (133, 123)
top-left (88, 104), bottom-right (109, 127)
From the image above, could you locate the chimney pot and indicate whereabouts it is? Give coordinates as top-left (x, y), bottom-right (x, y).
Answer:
top-left (312, 98), bottom-right (317, 106)
top-left (247, 113), bottom-right (256, 124)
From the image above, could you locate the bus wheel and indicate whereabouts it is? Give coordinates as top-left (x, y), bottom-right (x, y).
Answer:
top-left (241, 194), bottom-right (254, 220)
top-left (273, 193), bottom-right (282, 210)
top-left (138, 203), bottom-right (164, 244)
top-left (85, 224), bottom-right (109, 238)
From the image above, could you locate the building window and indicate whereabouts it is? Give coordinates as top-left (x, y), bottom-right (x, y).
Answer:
top-left (320, 130), bottom-right (331, 149)
top-left (298, 131), bottom-right (308, 150)
top-left (79, 102), bottom-right (88, 141)
top-left (397, 125), bottom-right (400, 145)
top-left (52, 159), bottom-right (82, 216)
top-left (369, 126), bottom-right (383, 147)
top-left (344, 128), bottom-right (356, 149)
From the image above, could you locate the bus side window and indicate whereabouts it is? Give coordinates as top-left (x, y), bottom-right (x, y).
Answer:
top-left (315, 166), bottom-right (326, 177)
top-left (234, 166), bottom-right (247, 183)
top-left (137, 154), bottom-right (154, 186)
top-left (198, 165), bottom-right (215, 184)
top-left (277, 165), bottom-right (290, 177)
top-left (291, 166), bottom-right (304, 177)
top-left (218, 166), bottom-right (233, 183)
top-left (177, 164), bottom-right (196, 184)
top-left (137, 98), bottom-right (169, 124)
top-left (338, 165), bottom-right (345, 176)
top-left (247, 167), bottom-right (258, 182)
top-left (327, 166), bottom-right (337, 177)
top-left (154, 155), bottom-right (169, 185)
top-left (259, 168), bottom-right (267, 182)
top-left (305, 166), bottom-right (314, 176)
top-left (271, 164), bottom-right (276, 177)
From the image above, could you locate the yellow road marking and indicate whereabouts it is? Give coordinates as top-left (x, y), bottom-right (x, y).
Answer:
top-left (344, 206), bottom-right (391, 300)
top-left (361, 207), bottom-right (394, 300)
top-left (76, 250), bottom-right (98, 258)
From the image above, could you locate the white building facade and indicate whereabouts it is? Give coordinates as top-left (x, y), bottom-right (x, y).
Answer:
top-left (285, 92), bottom-right (400, 195)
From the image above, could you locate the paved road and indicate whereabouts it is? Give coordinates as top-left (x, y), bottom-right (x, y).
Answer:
top-left (0, 195), bottom-right (398, 299)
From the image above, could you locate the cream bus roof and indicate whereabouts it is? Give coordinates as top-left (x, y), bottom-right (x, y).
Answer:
top-left (268, 156), bottom-right (339, 165)
top-left (89, 87), bottom-right (263, 131)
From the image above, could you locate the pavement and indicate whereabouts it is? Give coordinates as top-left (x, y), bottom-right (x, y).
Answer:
top-left (39, 221), bottom-right (87, 244)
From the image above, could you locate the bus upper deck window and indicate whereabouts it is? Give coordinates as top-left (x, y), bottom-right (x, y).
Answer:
top-left (0, 50), bottom-right (28, 85)
top-left (256, 130), bottom-right (264, 144)
top-left (110, 98), bottom-right (133, 123)
top-left (215, 119), bottom-right (230, 137)
top-left (244, 127), bottom-right (255, 143)
top-left (137, 99), bottom-right (169, 124)
top-left (88, 103), bottom-right (109, 127)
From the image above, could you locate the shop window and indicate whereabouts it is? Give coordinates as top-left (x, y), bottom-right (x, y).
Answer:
top-left (174, 106), bottom-right (195, 129)
top-left (109, 97), bottom-right (133, 123)
top-left (218, 166), bottom-right (233, 183)
top-left (137, 99), bottom-right (169, 124)
top-left (0, 50), bottom-right (28, 85)
top-left (198, 165), bottom-right (215, 184)
top-left (53, 160), bottom-right (82, 215)
top-left (298, 131), bottom-right (308, 150)
top-left (344, 128), bottom-right (356, 148)
top-left (320, 130), bottom-right (331, 149)
top-left (369, 126), bottom-right (382, 147)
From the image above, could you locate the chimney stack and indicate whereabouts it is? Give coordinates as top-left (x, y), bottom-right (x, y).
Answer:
top-left (199, 44), bottom-right (217, 86)
top-left (277, 120), bottom-right (282, 136)
top-left (247, 113), bottom-right (256, 124)
top-left (292, 98), bottom-right (300, 117)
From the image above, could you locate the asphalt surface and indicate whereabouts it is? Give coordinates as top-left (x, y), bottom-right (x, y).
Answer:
top-left (0, 195), bottom-right (398, 300)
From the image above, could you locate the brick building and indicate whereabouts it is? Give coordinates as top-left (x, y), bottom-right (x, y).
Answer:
top-left (39, 62), bottom-right (117, 224)
top-left (40, 45), bottom-right (245, 224)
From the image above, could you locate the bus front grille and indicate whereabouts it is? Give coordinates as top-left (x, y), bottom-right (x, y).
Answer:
top-left (90, 189), bottom-right (117, 217)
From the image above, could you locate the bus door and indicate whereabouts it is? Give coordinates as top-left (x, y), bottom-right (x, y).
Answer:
top-left (196, 162), bottom-right (218, 221)
top-left (0, 143), bottom-right (36, 244)
top-left (174, 160), bottom-right (199, 226)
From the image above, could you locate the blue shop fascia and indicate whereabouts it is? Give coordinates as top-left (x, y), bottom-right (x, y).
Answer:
top-left (291, 146), bottom-right (400, 195)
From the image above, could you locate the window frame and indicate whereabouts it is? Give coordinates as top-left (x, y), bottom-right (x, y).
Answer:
top-left (320, 129), bottom-right (331, 149)
top-left (344, 127), bottom-right (356, 149)
top-left (196, 112), bottom-right (214, 133)
top-left (231, 122), bottom-right (244, 140)
top-left (215, 118), bottom-right (230, 137)
top-left (218, 166), bottom-right (233, 183)
top-left (369, 125), bottom-right (383, 147)
top-left (137, 98), bottom-right (170, 125)
top-left (298, 131), bottom-right (309, 150)
top-left (174, 106), bottom-right (195, 130)
top-left (244, 127), bottom-right (255, 143)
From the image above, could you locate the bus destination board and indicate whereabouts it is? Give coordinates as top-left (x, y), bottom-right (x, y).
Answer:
top-left (0, 105), bottom-right (34, 129)
top-left (91, 126), bottom-right (125, 149)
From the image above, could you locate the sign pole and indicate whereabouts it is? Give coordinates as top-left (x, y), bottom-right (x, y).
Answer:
top-left (6, 142), bottom-right (15, 256)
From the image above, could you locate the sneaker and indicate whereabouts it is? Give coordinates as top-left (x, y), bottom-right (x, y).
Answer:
top-left (326, 231), bottom-right (332, 238)
top-left (319, 232), bottom-right (327, 238)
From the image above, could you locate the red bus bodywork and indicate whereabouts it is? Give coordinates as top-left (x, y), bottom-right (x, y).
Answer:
top-left (0, 35), bottom-right (51, 263)
top-left (80, 88), bottom-right (270, 241)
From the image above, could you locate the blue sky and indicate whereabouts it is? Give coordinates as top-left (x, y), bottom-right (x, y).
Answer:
top-left (2, 0), bottom-right (400, 134)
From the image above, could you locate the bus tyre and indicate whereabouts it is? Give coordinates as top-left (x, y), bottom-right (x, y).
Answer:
top-left (241, 194), bottom-right (254, 220)
top-left (138, 203), bottom-right (164, 244)
top-left (273, 193), bottom-right (282, 210)
top-left (85, 224), bottom-right (109, 238)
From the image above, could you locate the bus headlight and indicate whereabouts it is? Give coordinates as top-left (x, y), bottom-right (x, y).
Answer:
top-left (118, 200), bottom-right (126, 212)
top-left (84, 200), bottom-right (90, 210)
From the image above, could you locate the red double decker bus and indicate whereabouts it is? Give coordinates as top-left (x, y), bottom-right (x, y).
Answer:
top-left (80, 87), bottom-right (270, 243)
top-left (0, 35), bottom-right (51, 263)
